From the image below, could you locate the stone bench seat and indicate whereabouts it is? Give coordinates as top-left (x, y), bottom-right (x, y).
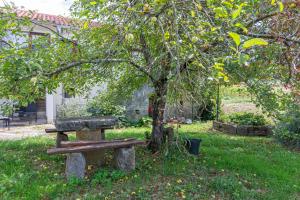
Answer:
top-left (45, 126), bottom-right (114, 147)
top-left (47, 139), bottom-right (145, 180)
top-left (47, 139), bottom-right (145, 154)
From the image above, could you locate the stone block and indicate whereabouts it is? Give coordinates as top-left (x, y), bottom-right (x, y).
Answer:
top-left (236, 126), bottom-right (249, 136)
top-left (76, 129), bottom-right (106, 166)
top-left (251, 126), bottom-right (268, 136)
top-left (222, 123), bottom-right (237, 134)
top-left (114, 147), bottom-right (135, 172)
top-left (65, 153), bottom-right (86, 180)
top-left (213, 121), bottom-right (222, 130)
top-left (76, 129), bottom-right (104, 141)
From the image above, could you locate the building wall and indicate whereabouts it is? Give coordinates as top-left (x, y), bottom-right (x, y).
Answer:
top-left (125, 85), bottom-right (153, 121)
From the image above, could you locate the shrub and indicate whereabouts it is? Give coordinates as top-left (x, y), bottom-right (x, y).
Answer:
top-left (0, 101), bottom-right (14, 117)
top-left (274, 106), bottom-right (300, 149)
top-left (199, 99), bottom-right (216, 121)
top-left (118, 116), bottom-right (152, 127)
top-left (136, 116), bottom-right (152, 127)
top-left (226, 112), bottom-right (267, 126)
top-left (56, 99), bottom-right (91, 119)
top-left (87, 95), bottom-right (125, 118)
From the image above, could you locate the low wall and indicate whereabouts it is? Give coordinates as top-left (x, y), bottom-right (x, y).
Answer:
top-left (213, 121), bottom-right (272, 136)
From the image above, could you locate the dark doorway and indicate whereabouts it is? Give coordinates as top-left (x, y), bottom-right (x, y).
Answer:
top-left (14, 99), bottom-right (46, 125)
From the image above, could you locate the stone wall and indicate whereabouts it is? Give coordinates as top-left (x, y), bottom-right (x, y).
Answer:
top-left (125, 85), bottom-right (153, 121)
top-left (213, 121), bottom-right (272, 136)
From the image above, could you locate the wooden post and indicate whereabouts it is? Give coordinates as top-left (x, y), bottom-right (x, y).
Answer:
top-left (216, 83), bottom-right (220, 121)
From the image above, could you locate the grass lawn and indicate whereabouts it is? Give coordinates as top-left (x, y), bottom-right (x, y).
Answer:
top-left (221, 85), bottom-right (262, 115)
top-left (0, 122), bottom-right (299, 200)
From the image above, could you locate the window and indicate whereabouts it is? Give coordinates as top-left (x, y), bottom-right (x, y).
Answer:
top-left (63, 87), bottom-right (75, 98)
top-left (64, 91), bottom-right (72, 98)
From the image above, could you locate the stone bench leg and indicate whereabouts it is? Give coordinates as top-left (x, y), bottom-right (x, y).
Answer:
top-left (76, 129), bottom-right (105, 166)
top-left (56, 132), bottom-right (69, 148)
top-left (65, 153), bottom-right (86, 180)
top-left (114, 146), bottom-right (135, 172)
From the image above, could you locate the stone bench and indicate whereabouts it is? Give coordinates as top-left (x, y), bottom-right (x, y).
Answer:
top-left (45, 126), bottom-right (114, 147)
top-left (47, 139), bottom-right (145, 180)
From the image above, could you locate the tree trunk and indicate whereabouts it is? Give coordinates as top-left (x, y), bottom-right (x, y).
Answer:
top-left (149, 79), bottom-right (168, 152)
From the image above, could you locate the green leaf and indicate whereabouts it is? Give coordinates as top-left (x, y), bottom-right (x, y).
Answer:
top-left (278, 2), bottom-right (284, 12)
top-left (90, 1), bottom-right (97, 6)
top-left (243, 38), bottom-right (268, 49)
top-left (230, 46), bottom-right (237, 51)
top-left (196, 3), bottom-right (202, 10)
top-left (223, 1), bottom-right (233, 9)
top-left (235, 23), bottom-right (248, 34)
top-left (232, 8), bottom-right (242, 19)
top-left (191, 10), bottom-right (196, 17)
top-left (232, 3), bottom-right (246, 19)
top-left (223, 75), bottom-right (229, 82)
top-left (164, 31), bottom-right (170, 40)
top-left (214, 7), bottom-right (228, 18)
top-left (228, 32), bottom-right (241, 46)
top-left (213, 63), bottom-right (224, 71)
top-left (83, 21), bottom-right (89, 29)
top-left (271, 0), bottom-right (276, 5)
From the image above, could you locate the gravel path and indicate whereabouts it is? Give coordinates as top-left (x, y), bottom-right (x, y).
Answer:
top-left (0, 124), bottom-right (55, 140)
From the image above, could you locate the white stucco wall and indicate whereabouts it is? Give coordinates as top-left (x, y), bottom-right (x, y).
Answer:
top-left (46, 93), bottom-right (55, 123)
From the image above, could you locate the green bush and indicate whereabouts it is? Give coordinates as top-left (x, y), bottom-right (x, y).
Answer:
top-left (136, 116), bottom-right (152, 127)
top-left (118, 116), bottom-right (152, 128)
top-left (56, 99), bottom-right (91, 119)
top-left (225, 112), bottom-right (267, 126)
top-left (87, 95), bottom-right (125, 117)
top-left (199, 99), bottom-right (216, 121)
top-left (274, 106), bottom-right (300, 149)
top-left (0, 101), bottom-right (15, 117)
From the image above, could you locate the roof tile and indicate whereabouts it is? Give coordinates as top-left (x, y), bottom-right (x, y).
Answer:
top-left (16, 10), bottom-right (73, 26)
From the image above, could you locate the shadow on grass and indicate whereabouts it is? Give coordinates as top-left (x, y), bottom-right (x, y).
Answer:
top-left (0, 122), bottom-right (299, 199)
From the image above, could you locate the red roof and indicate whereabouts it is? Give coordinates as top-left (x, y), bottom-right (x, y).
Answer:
top-left (15, 10), bottom-right (100, 27)
top-left (16, 10), bottom-right (74, 26)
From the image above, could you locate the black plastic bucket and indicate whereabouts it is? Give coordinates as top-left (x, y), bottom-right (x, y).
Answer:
top-left (185, 138), bottom-right (202, 155)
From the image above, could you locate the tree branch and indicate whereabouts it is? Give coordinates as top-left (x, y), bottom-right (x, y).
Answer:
top-left (43, 58), bottom-right (155, 81)
top-left (128, 60), bottom-right (155, 82)
top-left (246, 12), bottom-right (279, 28)
top-left (140, 33), bottom-right (153, 66)
top-left (240, 32), bottom-right (300, 44)
top-left (0, 39), bottom-right (13, 48)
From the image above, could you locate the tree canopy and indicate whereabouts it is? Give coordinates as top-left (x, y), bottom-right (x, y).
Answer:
top-left (0, 0), bottom-right (299, 150)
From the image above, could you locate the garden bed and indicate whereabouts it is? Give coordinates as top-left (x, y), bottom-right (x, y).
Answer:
top-left (213, 121), bottom-right (272, 136)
